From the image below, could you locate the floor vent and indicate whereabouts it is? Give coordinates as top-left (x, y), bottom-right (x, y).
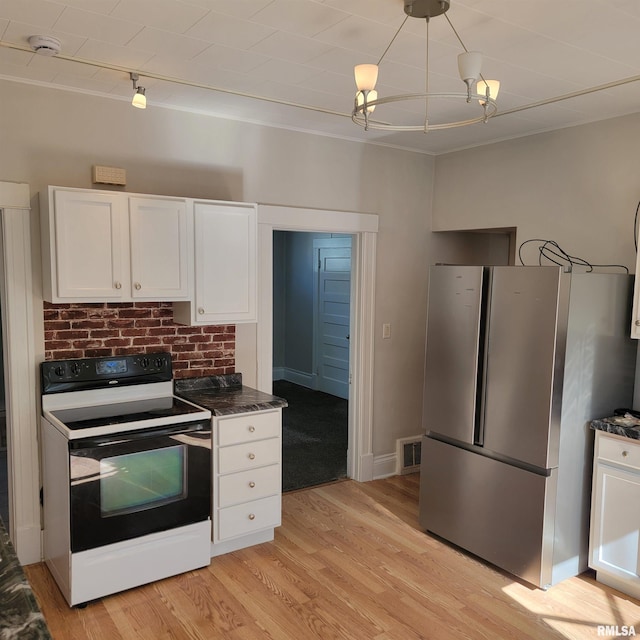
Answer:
top-left (396, 437), bottom-right (422, 475)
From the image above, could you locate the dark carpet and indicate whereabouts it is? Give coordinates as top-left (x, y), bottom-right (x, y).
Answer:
top-left (274, 380), bottom-right (348, 492)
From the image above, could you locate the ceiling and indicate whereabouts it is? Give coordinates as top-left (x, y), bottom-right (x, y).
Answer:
top-left (2, 0), bottom-right (640, 155)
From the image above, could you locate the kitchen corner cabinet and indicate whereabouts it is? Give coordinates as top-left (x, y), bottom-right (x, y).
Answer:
top-left (41, 186), bottom-right (190, 303)
top-left (173, 201), bottom-right (257, 325)
top-left (211, 409), bottom-right (282, 556)
top-left (589, 430), bottom-right (640, 599)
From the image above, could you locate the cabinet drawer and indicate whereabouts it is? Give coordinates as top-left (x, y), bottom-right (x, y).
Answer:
top-left (217, 411), bottom-right (280, 446)
top-left (597, 433), bottom-right (640, 469)
top-left (217, 495), bottom-right (281, 541)
top-left (217, 438), bottom-right (280, 475)
top-left (218, 464), bottom-right (281, 508)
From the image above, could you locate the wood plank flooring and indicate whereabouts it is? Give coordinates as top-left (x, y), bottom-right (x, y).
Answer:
top-left (24, 474), bottom-right (640, 640)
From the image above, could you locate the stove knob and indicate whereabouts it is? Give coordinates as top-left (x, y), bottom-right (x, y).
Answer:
top-left (70, 362), bottom-right (80, 375)
top-left (140, 357), bottom-right (150, 368)
top-left (155, 357), bottom-right (164, 369)
top-left (54, 365), bottom-right (65, 377)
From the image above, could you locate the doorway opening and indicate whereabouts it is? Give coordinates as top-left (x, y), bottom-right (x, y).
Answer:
top-left (273, 231), bottom-right (352, 491)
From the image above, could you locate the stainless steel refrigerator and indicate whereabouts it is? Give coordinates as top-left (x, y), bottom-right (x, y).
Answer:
top-left (419, 265), bottom-right (637, 588)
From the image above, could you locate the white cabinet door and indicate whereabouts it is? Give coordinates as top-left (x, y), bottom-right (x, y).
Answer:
top-left (632, 256), bottom-right (640, 337)
top-left (52, 189), bottom-right (126, 300)
top-left (192, 201), bottom-right (257, 324)
top-left (129, 196), bottom-right (189, 300)
top-left (590, 461), bottom-right (640, 579)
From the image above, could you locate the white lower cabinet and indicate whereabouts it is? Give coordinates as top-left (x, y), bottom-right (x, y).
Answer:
top-left (589, 430), bottom-right (640, 599)
top-left (211, 409), bottom-right (282, 556)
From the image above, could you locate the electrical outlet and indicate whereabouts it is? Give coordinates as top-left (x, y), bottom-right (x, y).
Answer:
top-left (382, 323), bottom-right (391, 339)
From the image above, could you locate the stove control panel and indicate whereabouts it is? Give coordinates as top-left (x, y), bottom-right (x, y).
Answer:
top-left (41, 352), bottom-right (173, 394)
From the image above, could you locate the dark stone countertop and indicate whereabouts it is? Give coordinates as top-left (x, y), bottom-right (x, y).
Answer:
top-left (591, 415), bottom-right (640, 441)
top-left (175, 373), bottom-right (287, 417)
top-left (0, 518), bottom-right (52, 639)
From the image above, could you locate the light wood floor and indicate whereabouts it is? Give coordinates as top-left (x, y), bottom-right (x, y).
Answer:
top-left (25, 474), bottom-right (640, 640)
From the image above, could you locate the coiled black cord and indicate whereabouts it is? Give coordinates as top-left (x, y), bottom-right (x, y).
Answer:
top-left (518, 238), bottom-right (629, 274)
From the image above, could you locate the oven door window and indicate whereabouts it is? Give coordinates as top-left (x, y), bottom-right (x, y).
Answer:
top-left (69, 424), bottom-right (211, 553)
top-left (100, 445), bottom-right (187, 517)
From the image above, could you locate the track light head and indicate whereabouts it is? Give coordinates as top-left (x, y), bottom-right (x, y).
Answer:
top-left (130, 72), bottom-right (147, 109)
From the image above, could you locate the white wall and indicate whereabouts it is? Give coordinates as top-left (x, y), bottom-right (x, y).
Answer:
top-left (433, 113), bottom-right (640, 273)
top-left (0, 79), bottom-right (433, 464)
top-left (432, 112), bottom-right (640, 408)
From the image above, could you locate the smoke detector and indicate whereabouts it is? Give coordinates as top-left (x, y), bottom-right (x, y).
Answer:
top-left (28, 35), bottom-right (62, 56)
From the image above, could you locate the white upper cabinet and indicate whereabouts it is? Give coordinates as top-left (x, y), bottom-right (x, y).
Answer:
top-left (129, 196), bottom-right (189, 300)
top-left (173, 200), bottom-right (257, 325)
top-left (47, 189), bottom-right (126, 301)
top-left (41, 187), bottom-right (190, 303)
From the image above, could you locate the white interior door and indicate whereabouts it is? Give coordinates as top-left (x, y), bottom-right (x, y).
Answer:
top-left (314, 238), bottom-right (352, 399)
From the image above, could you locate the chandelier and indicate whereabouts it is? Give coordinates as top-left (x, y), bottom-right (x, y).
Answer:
top-left (352, 0), bottom-right (499, 133)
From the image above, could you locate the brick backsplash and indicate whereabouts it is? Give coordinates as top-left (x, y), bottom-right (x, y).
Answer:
top-left (43, 301), bottom-right (235, 379)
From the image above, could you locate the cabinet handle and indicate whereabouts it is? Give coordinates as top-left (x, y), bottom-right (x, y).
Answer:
top-left (248, 425), bottom-right (255, 432)
top-left (249, 481), bottom-right (256, 488)
top-left (248, 453), bottom-right (256, 460)
top-left (134, 282), bottom-right (141, 290)
top-left (198, 308), bottom-right (205, 315)
top-left (248, 514), bottom-right (256, 520)
top-left (622, 450), bottom-right (629, 457)
top-left (636, 320), bottom-right (640, 327)
top-left (114, 281), bottom-right (122, 290)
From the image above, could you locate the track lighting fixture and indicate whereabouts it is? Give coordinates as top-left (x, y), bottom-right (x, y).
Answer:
top-left (130, 73), bottom-right (146, 109)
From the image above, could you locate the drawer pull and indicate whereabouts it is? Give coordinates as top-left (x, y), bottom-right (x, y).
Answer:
top-left (622, 450), bottom-right (629, 457)
top-left (248, 513), bottom-right (256, 520)
top-left (198, 307), bottom-right (205, 315)
top-left (249, 481), bottom-right (256, 488)
top-left (134, 282), bottom-right (141, 290)
top-left (114, 281), bottom-right (122, 290)
top-left (248, 453), bottom-right (256, 460)
top-left (249, 425), bottom-right (255, 432)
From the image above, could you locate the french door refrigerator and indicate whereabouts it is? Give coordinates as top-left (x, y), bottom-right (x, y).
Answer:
top-left (419, 265), bottom-right (636, 588)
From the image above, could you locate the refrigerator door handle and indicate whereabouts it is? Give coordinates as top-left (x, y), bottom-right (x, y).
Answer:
top-left (474, 268), bottom-right (492, 447)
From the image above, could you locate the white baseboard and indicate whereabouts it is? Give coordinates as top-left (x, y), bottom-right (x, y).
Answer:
top-left (373, 453), bottom-right (397, 480)
top-left (16, 523), bottom-right (43, 565)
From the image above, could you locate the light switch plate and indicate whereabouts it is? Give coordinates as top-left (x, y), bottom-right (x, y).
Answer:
top-left (92, 165), bottom-right (126, 185)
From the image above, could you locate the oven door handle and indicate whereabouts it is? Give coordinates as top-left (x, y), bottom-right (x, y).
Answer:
top-left (68, 420), bottom-right (211, 449)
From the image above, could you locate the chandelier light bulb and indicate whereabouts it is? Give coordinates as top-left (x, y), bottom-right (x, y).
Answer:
top-left (356, 90), bottom-right (378, 113)
top-left (354, 64), bottom-right (379, 91)
top-left (477, 79), bottom-right (500, 104)
top-left (457, 51), bottom-right (483, 85)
